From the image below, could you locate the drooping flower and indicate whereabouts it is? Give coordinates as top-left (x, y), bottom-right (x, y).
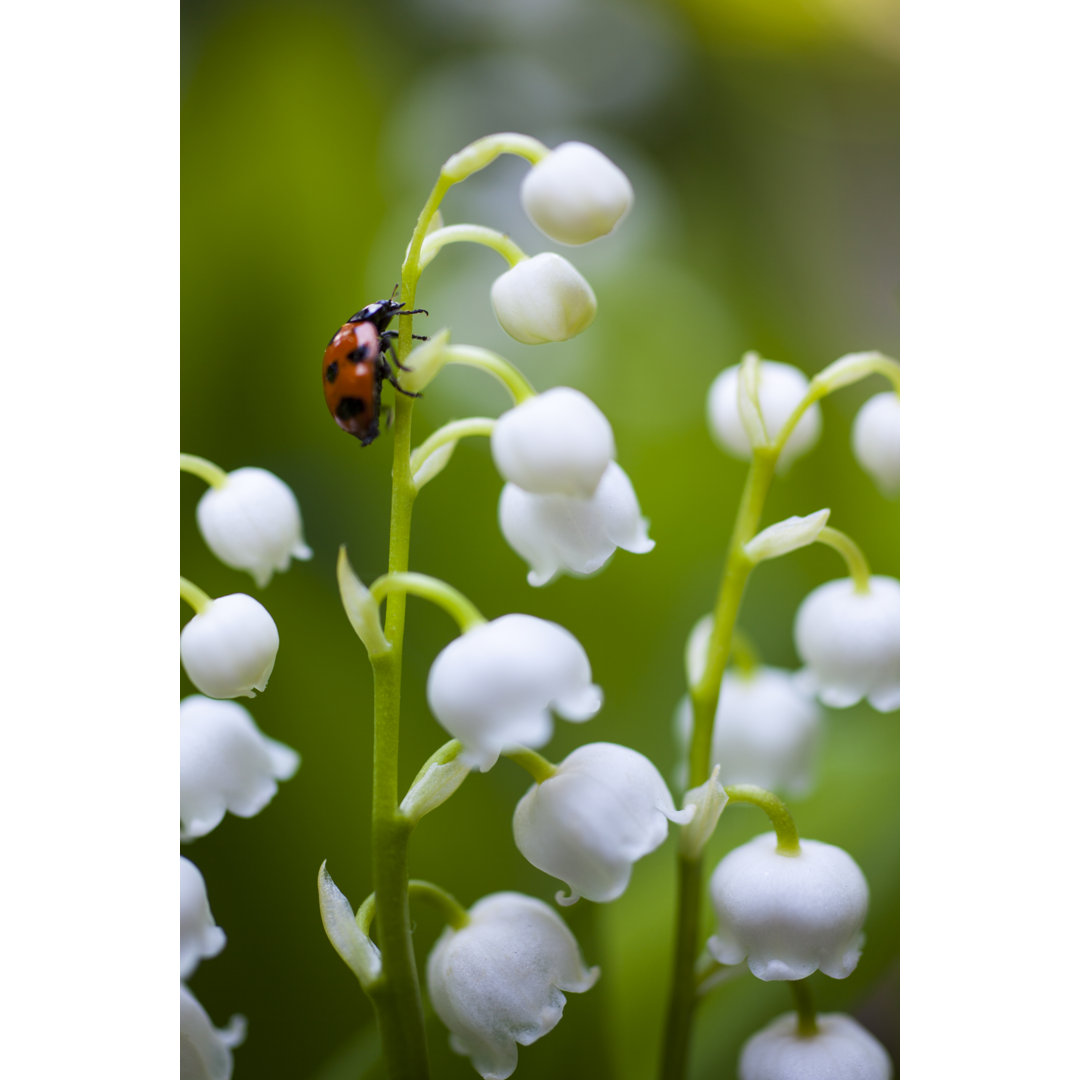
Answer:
top-left (708, 833), bottom-right (868, 981)
top-left (180, 695), bottom-right (299, 839)
top-left (180, 983), bottom-right (245, 1080)
top-left (180, 593), bottom-right (279, 699)
top-left (513, 742), bottom-right (692, 905)
top-left (426, 892), bottom-right (599, 1080)
top-left (794, 576), bottom-right (900, 712)
top-left (852, 392), bottom-right (900, 494)
top-left (707, 360), bottom-right (822, 468)
top-left (427, 615), bottom-right (602, 771)
top-left (492, 387), bottom-right (615, 497)
top-left (180, 855), bottom-right (226, 978)
top-left (490, 253), bottom-right (597, 344)
top-left (676, 667), bottom-right (823, 797)
top-left (520, 141), bottom-right (633, 245)
top-left (498, 462), bottom-right (654, 587)
top-left (738, 1012), bottom-right (892, 1080)
top-left (196, 467), bottom-right (312, 588)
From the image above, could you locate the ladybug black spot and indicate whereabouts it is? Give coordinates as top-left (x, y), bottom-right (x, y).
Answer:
top-left (336, 396), bottom-right (366, 420)
top-left (347, 344), bottom-right (371, 362)
top-left (325, 360), bottom-right (339, 383)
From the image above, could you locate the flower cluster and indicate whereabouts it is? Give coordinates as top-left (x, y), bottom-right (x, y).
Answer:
top-left (180, 457), bottom-right (306, 1078)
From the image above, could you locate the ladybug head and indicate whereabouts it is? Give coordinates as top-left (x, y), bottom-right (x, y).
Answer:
top-left (348, 299), bottom-right (402, 333)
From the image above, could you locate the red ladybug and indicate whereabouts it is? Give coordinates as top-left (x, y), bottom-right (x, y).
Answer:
top-left (322, 298), bottom-right (427, 445)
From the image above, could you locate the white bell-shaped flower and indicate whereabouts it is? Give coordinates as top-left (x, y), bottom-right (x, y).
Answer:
top-left (707, 361), bottom-right (822, 468)
top-left (180, 593), bottom-right (279, 699)
top-left (426, 892), bottom-right (599, 1080)
top-left (180, 695), bottom-right (300, 839)
top-left (514, 742), bottom-right (693, 905)
top-left (180, 983), bottom-right (245, 1080)
top-left (520, 141), bottom-right (633, 245)
top-left (180, 855), bottom-right (226, 978)
top-left (676, 668), bottom-right (823, 797)
top-left (427, 615), bottom-right (602, 771)
top-left (499, 462), bottom-right (654, 587)
top-left (490, 253), bottom-right (597, 344)
top-left (196, 467), bottom-right (312, 587)
top-left (492, 388), bottom-right (615, 498)
top-left (794, 576), bottom-right (900, 712)
top-left (739, 1012), bottom-right (892, 1080)
top-left (852, 392), bottom-right (900, 494)
top-left (708, 833), bottom-right (869, 981)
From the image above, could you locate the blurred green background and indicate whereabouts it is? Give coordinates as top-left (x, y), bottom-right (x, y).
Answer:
top-left (181, 0), bottom-right (898, 1077)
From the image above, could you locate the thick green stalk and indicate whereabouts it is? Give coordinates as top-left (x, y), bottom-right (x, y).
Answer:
top-left (660, 447), bottom-right (777, 1080)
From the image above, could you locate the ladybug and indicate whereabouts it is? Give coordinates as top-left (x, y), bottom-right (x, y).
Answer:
top-left (322, 297), bottom-right (428, 445)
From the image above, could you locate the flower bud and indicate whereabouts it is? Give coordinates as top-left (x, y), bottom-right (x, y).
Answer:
top-left (707, 360), bottom-right (822, 468)
top-left (427, 615), bottom-right (602, 771)
top-left (738, 1012), bottom-right (892, 1080)
top-left (490, 253), bottom-right (597, 344)
top-left (707, 833), bottom-right (868, 981)
top-left (427, 892), bottom-right (599, 1080)
top-left (180, 984), bottom-right (245, 1080)
top-left (852, 391), bottom-right (900, 494)
top-left (180, 855), bottom-right (226, 979)
top-left (180, 593), bottom-right (279, 699)
top-left (794, 576), bottom-right (900, 712)
top-left (520, 141), bottom-right (633, 245)
top-left (180, 696), bottom-right (299, 839)
top-left (498, 462), bottom-right (654, 587)
top-left (513, 743), bottom-right (692, 905)
top-left (492, 387), bottom-right (615, 497)
top-left (196, 468), bottom-right (312, 588)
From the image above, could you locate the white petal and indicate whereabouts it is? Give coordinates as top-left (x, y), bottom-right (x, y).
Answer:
top-left (180, 856), bottom-right (226, 979)
top-left (180, 696), bottom-right (299, 839)
top-left (491, 253), bottom-right (597, 345)
top-left (180, 984), bottom-right (245, 1080)
top-left (521, 141), bottom-right (633, 246)
top-left (739, 1012), bottom-right (892, 1080)
top-left (852, 392), bottom-right (901, 494)
top-left (492, 388), bottom-right (615, 497)
top-left (180, 594), bottom-right (279, 700)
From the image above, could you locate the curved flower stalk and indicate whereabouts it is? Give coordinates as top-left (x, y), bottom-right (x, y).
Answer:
top-left (707, 833), bottom-right (869, 981)
top-left (427, 614), bottom-right (603, 771)
top-left (426, 892), bottom-right (599, 1080)
top-left (513, 742), bottom-right (692, 904)
top-left (180, 696), bottom-right (299, 839)
top-left (738, 1012), bottom-right (892, 1080)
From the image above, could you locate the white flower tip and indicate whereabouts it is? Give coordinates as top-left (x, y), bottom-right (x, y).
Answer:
top-left (521, 141), bottom-right (633, 245)
top-left (554, 888), bottom-right (580, 907)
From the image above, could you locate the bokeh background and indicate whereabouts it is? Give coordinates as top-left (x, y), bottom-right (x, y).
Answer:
top-left (180, 1), bottom-right (899, 1077)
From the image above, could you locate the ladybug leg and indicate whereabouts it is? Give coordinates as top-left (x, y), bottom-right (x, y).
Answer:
top-left (378, 355), bottom-right (422, 399)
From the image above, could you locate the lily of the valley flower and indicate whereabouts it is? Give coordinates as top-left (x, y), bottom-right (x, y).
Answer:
top-left (794, 576), bottom-right (901, 712)
top-left (426, 892), bottom-right (599, 1080)
top-left (180, 855), bottom-right (226, 979)
top-left (492, 387), bottom-right (615, 497)
top-left (180, 696), bottom-right (300, 839)
top-left (520, 141), bottom-right (633, 245)
top-left (852, 391), bottom-right (901, 494)
top-left (498, 462), bottom-right (654, 587)
top-left (738, 1012), bottom-right (893, 1080)
top-left (513, 742), bottom-right (693, 905)
top-left (180, 593), bottom-right (279, 700)
top-left (180, 983), bottom-right (245, 1080)
top-left (490, 253), bottom-right (597, 344)
top-left (196, 467), bottom-right (312, 587)
top-left (708, 833), bottom-right (869, 982)
top-left (707, 360), bottom-right (822, 468)
top-left (427, 615), bottom-right (602, 771)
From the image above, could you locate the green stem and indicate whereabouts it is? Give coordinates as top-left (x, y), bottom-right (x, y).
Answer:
top-left (660, 446), bottom-right (778, 1080)
top-left (179, 453), bottom-right (228, 489)
top-left (730, 629), bottom-right (760, 677)
top-left (504, 746), bottom-right (558, 784)
top-left (419, 224), bottom-right (528, 273)
top-left (410, 417), bottom-right (497, 478)
top-left (816, 526), bottom-right (872, 593)
top-left (443, 345), bottom-right (535, 405)
top-left (408, 880), bottom-right (471, 931)
top-left (723, 785), bottom-right (800, 854)
top-left (369, 571), bottom-right (486, 632)
top-left (179, 576), bottom-right (212, 615)
top-left (789, 978), bottom-right (819, 1037)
